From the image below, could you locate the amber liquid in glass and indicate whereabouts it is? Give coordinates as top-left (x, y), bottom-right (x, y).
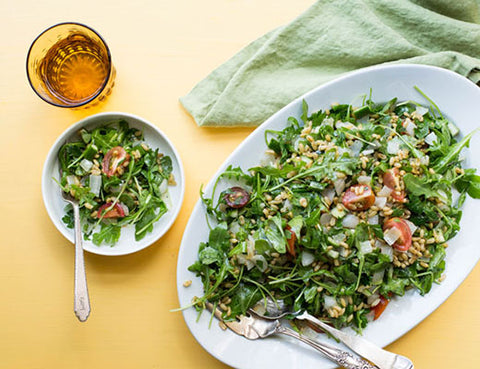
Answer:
top-left (39, 34), bottom-right (110, 104)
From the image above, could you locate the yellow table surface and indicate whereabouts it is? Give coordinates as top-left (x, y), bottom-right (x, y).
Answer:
top-left (1, 0), bottom-right (479, 368)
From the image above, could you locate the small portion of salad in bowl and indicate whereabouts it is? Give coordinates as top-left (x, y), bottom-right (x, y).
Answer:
top-left (187, 91), bottom-right (480, 331)
top-left (42, 112), bottom-right (185, 256)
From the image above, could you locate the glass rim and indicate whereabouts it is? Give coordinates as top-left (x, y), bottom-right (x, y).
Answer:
top-left (26, 21), bottom-right (113, 108)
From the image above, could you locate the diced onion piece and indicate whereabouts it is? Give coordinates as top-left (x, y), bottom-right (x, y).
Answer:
top-left (339, 247), bottom-right (349, 257)
top-left (159, 179), bottom-right (168, 194)
top-left (367, 292), bottom-right (380, 305)
top-left (359, 240), bottom-right (373, 254)
top-left (323, 117), bottom-right (335, 127)
top-left (368, 140), bottom-right (381, 149)
top-left (301, 251), bottom-right (315, 267)
top-left (334, 178), bottom-right (345, 195)
top-left (384, 226), bottom-right (402, 246)
top-left (387, 138), bottom-right (401, 154)
top-left (372, 269), bottom-right (385, 285)
top-left (79, 159), bottom-right (93, 172)
top-left (350, 140), bottom-right (363, 156)
top-left (235, 254), bottom-right (253, 270)
top-left (357, 176), bottom-right (371, 185)
top-left (293, 137), bottom-right (302, 151)
top-left (66, 175), bottom-right (79, 186)
top-left (437, 190), bottom-right (448, 202)
top-left (378, 242), bottom-right (394, 261)
top-left (251, 255), bottom-right (268, 272)
top-left (361, 149), bottom-right (374, 156)
top-left (420, 155), bottom-right (430, 166)
top-left (335, 121), bottom-right (356, 130)
top-left (337, 147), bottom-right (353, 157)
top-left (425, 132), bottom-right (438, 146)
top-left (368, 214), bottom-right (379, 225)
top-left (320, 213), bottom-right (333, 226)
top-left (404, 219), bottom-right (418, 234)
top-left (366, 311), bottom-right (375, 322)
top-left (322, 188), bottom-right (336, 203)
top-left (374, 196), bottom-right (387, 208)
top-left (89, 175), bottom-right (102, 196)
top-left (327, 249), bottom-right (339, 259)
top-left (323, 295), bottom-right (338, 310)
top-left (331, 233), bottom-right (346, 244)
top-left (404, 119), bottom-right (417, 136)
top-left (260, 152), bottom-right (276, 166)
top-left (282, 198), bottom-right (293, 212)
top-left (246, 236), bottom-right (255, 258)
top-left (331, 207), bottom-right (345, 219)
top-left (448, 122), bottom-right (459, 136)
top-left (342, 214), bottom-right (359, 229)
top-left (436, 230), bottom-right (446, 243)
top-left (119, 203), bottom-right (130, 216)
top-left (415, 106), bottom-right (429, 116)
top-left (377, 185), bottom-right (393, 198)
top-left (236, 253), bottom-right (267, 272)
top-left (229, 221), bottom-right (241, 235)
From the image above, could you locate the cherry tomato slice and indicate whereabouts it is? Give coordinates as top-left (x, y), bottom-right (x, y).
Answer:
top-left (383, 217), bottom-right (412, 251)
top-left (342, 184), bottom-right (375, 211)
top-left (102, 146), bottom-right (129, 178)
top-left (383, 168), bottom-right (399, 189)
top-left (224, 187), bottom-right (250, 208)
top-left (97, 202), bottom-right (126, 219)
top-left (372, 295), bottom-right (389, 320)
top-left (391, 190), bottom-right (406, 203)
top-left (383, 168), bottom-right (406, 203)
top-left (285, 225), bottom-right (297, 257)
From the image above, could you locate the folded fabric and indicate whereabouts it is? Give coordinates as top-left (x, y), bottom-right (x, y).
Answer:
top-left (180, 0), bottom-right (480, 127)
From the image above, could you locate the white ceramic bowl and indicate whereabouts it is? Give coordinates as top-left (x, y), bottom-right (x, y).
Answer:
top-left (42, 112), bottom-right (185, 256)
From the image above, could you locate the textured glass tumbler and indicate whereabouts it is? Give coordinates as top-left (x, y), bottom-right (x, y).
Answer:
top-left (26, 22), bottom-right (115, 108)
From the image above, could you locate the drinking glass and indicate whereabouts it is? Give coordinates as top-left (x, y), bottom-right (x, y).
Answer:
top-left (26, 22), bottom-right (116, 108)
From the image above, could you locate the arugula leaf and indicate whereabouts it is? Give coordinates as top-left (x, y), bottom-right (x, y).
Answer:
top-left (208, 223), bottom-right (231, 252)
top-left (265, 216), bottom-right (286, 253)
top-left (456, 172), bottom-right (480, 199)
top-left (92, 223), bottom-right (121, 246)
top-left (198, 246), bottom-right (222, 265)
top-left (403, 173), bottom-right (439, 199)
top-left (433, 128), bottom-right (479, 173)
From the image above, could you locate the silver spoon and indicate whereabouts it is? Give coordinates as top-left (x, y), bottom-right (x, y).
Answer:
top-left (61, 190), bottom-right (91, 322)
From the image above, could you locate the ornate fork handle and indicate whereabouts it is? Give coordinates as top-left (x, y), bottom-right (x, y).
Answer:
top-left (276, 325), bottom-right (378, 369)
top-left (72, 200), bottom-right (90, 322)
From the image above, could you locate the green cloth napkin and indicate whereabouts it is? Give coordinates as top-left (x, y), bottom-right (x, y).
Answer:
top-left (180, 0), bottom-right (480, 127)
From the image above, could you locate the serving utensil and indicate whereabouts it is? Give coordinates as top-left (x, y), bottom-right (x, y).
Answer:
top-left (60, 189), bottom-right (91, 322)
top-left (255, 298), bottom-right (414, 369)
top-left (205, 302), bottom-right (377, 369)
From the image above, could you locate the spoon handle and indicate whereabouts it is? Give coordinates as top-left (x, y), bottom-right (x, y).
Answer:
top-left (73, 202), bottom-right (90, 322)
top-left (276, 325), bottom-right (378, 369)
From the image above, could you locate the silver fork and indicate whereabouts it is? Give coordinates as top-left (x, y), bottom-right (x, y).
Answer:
top-left (206, 302), bottom-right (377, 369)
top-left (61, 189), bottom-right (91, 322)
top-left (255, 298), bottom-right (414, 369)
